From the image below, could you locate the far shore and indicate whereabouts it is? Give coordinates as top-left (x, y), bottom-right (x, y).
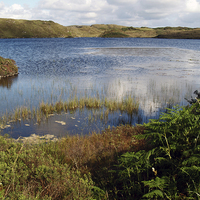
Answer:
top-left (0, 18), bottom-right (200, 39)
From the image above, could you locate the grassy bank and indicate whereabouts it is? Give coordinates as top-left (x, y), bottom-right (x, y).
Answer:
top-left (1, 94), bottom-right (200, 199)
top-left (0, 56), bottom-right (18, 78)
top-left (0, 18), bottom-right (200, 38)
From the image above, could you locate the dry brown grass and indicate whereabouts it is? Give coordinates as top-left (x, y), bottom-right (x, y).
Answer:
top-left (57, 124), bottom-right (146, 174)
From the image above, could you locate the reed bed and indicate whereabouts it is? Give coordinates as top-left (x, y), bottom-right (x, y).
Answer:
top-left (0, 95), bottom-right (139, 129)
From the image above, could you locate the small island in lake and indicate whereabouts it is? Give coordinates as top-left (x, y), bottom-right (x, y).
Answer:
top-left (0, 56), bottom-right (18, 78)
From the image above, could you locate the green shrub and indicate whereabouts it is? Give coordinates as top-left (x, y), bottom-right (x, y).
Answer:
top-left (0, 137), bottom-right (100, 199)
top-left (109, 103), bottom-right (200, 199)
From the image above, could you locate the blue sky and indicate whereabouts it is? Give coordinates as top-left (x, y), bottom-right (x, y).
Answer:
top-left (0, 0), bottom-right (200, 27)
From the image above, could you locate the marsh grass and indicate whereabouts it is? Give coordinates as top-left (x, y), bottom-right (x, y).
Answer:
top-left (0, 96), bottom-right (139, 128)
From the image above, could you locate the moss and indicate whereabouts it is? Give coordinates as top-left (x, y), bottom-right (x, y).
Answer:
top-left (0, 56), bottom-right (18, 77)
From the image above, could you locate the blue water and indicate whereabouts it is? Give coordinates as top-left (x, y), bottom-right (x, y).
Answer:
top-left (0, 38), bottom-right (200, 138)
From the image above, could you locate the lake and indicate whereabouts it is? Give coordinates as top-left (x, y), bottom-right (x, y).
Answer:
top-left (0, 37), bottom-right (200, 138)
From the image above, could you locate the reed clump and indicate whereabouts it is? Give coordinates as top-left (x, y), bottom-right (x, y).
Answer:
top-left (0, 96), bottom-right (139, 126)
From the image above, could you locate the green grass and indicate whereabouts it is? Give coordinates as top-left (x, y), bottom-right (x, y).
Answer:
top-left (0, 56), bottom-right (18, 77)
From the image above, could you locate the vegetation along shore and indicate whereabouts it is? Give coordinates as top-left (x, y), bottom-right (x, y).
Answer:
top-left (0, 93), bottom-right (200, 199)
top-left (0, 18), bottom-right (200, 39)
top-left (0, 56), bottom-right (18, 78)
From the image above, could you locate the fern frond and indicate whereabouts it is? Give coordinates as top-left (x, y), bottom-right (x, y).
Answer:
top-left (142, 189), bottom-right (164, 199)
top-left (182, 155), bottom-right (200, 166)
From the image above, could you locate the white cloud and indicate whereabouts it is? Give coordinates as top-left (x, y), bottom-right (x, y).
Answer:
top-left (186, 0), bottom-right (200, 12)
top-left (0, 0), bottom-right (199, 27)
top-left (107, 0), bottom-right (138, 5)
top-left (0, 3), bottom-right (32, 19)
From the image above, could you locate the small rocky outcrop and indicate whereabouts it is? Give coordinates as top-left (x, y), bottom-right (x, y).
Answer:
top-left (0, 56), bottom-right (18, 79)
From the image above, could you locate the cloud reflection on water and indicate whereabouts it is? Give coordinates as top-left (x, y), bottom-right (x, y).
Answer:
top-left (1, 38), bottom-right (200, 138)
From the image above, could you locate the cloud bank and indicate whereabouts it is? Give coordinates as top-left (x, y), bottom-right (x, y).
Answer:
top-left (0, 0), bottom-right (200, 27)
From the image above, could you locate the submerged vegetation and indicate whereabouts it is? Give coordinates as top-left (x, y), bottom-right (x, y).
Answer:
top-left (0, 18), bottom-right (200, 38)
top-left (0, 56), bottom-right (18, 78)
top-left (1, 92), bottom-right (200, 199)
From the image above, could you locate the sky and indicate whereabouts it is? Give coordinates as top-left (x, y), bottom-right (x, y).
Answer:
top-left (0, 0), bottom-right (200, 27)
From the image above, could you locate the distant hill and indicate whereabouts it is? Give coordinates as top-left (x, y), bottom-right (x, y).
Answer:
top-left (0, 18), bottom-right (72, 38)
top-left (0, 18), bottom-right (200, 39)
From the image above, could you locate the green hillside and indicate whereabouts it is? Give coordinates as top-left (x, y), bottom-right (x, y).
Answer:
top-left (0, 18), bottom-right (199, 39)
top-left (0, 18), bottom-right (72, 38)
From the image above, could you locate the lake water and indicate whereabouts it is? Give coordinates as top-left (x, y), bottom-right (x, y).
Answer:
top-left (0, 37), bottom-right (200, 138)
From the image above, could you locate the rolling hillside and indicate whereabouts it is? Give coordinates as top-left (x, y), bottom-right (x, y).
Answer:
top-left (0, 18), bottom-right (199, 39)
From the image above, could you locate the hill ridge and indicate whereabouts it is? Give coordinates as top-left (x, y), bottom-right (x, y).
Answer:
top-left (0, 18), bottom-right (200, 39)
